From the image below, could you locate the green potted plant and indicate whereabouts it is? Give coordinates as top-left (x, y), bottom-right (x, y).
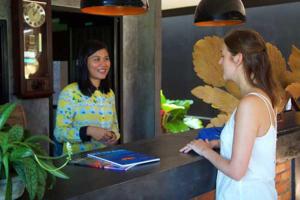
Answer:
top-left (160, 90), bottom-right (203, 133)
top-left (0, 103), bottom-right (72, 200)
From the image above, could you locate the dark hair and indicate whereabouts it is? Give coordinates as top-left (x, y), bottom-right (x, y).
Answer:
top-left (224, 29), bottom-right (279, 107)
top-left (76, 40), bottom-right (111, 96)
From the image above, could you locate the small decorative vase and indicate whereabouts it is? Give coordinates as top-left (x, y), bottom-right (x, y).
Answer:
top-left (0, 176), bottom-right (25, 200)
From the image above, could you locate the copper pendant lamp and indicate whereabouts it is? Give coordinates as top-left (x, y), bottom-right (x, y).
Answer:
top-left (194, 0), bottom-right (246, 26)
top-left (80, 0), bottom-right (149, 16)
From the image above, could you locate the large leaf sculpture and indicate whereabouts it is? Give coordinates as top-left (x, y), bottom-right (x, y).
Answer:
top-left (192, 36), bottom-right (300, 127)
top-left (191, 85), bottom-right (238, 127)
top-left (266, 43), bottom-right (287, 86)
top-left (287, 45), bottom-right (300, 84)
top-left (193, 36), bottom-right (225, 87)
top-left (286, 83), bottom-right (300, 100)
top-left (266, 43), bottom-right (289, 112)
top-left (191, 85), bottom-right (239, 114)
top-left (192, 36), bottom-right (240, 127)
top-left (207, 114), bottom-right (230, 128)
top-left (286, 45), bottom-right (300, 108)
top-left (193, 36), bottom-right (242, 99)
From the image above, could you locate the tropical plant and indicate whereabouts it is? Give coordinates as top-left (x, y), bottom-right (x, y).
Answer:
top-left (0, 103), bottom-right (72, 200)
top-left (192, 36), bottom-right (300, 127)
top-left (160, 90), bottom-right (203, 133)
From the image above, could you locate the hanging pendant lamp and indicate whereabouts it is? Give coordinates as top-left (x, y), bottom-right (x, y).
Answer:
top-left (194, 0), bottom-right (246, 26)
top-left (80, 0), bottom-right (149, 16)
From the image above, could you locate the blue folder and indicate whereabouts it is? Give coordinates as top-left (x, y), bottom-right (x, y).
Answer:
top-left (196, 127), bottom-right (224, 141)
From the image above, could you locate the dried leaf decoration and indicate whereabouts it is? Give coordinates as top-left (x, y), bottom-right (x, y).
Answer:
top-left (266, 42), bottom-right (291, 113)
top-left (193, 36), bottom-right (225, 87)
top-left (285, 45), bottom-right (300, 85)
top-left (285, 46), bottom-right (300, 110)
top-left (288, 45), bottom-right (300, 74)
top-left (225, 80), bottom-right (242, 99)
top-left (191, 85), bottom-right (239, 114)
top-left (267, 43), bottom-right (288, 86)
top-left (286, 83), bottom-right (300, 100)
top-left (285, 71), bottom-right (300, 85)
top-left (207, 114), bottom-right (230, 128)
top-left (192, 36), bottom-right (300, 127)
top-left (192, 36), bottom-right (241, 127)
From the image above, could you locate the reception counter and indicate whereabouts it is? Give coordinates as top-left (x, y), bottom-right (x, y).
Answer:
top-left (44, 133), bottom-right (217, 200)
top-left (44, 126), bottom-right (300, 200)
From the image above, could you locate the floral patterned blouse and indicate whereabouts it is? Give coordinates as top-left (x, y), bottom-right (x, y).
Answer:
top-left (54, 83), bottom-right (120, 154)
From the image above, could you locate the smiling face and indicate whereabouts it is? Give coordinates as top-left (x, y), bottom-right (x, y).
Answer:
top-left (87, 48), bottom-right (111, 87)
top-left (219, 45), bottom-right (239, 81)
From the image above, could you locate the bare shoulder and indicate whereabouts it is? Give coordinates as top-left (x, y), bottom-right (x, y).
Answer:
top-left (234, 95), bottom-right (266, 137)
top-left (237, 95), bottom-right (264, 113)
top-left (235, 95), bottom-right (268, 124)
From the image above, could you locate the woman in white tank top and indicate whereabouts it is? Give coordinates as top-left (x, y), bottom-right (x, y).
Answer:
top-left (180, 29), bottom-right (280, 200)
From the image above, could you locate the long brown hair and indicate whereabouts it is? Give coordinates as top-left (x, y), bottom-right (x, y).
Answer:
top-left (224, 29), bottom-right (279, 107)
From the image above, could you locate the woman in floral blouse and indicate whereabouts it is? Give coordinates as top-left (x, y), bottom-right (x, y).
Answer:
top-left (54, 40), bottom-right (120, 154)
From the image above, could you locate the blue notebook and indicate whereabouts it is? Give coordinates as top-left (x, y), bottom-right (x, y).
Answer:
top-left (87, 149), bottom-right (160, 168)
top-left (70, 157), bottom-right (134, 171)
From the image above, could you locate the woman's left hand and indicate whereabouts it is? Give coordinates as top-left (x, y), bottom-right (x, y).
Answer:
top-left (102, 131), bottom-right (118, 145)
top-left (180, 139), bottom-right (211, 156)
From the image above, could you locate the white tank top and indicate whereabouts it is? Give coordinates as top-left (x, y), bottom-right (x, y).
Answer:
top-left (216, 92), bottom-right (277, 200)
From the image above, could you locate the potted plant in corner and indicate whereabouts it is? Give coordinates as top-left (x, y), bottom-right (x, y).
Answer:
top-left (0, 103), bottom-right (72, 200)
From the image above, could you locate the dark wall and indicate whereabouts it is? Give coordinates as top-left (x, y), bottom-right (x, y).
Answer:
top-left (52, 11), bottom-right (116, 82)
top-left (0, 20), bottom-right (8, 104)
top-left (162, 2), bottom-right (300, 118)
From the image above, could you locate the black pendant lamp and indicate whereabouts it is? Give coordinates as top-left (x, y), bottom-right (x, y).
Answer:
top-left (194, 0), bottom-right (246, 26)
top-left (80, 0), bottom-right (149, 16)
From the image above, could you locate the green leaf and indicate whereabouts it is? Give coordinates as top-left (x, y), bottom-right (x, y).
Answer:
top-left (22, 158), bottom-right (38, 200)
top-left (183, 116), bottom-right (203, 129)
top-left (10, 146), bottom-right (33, 161)
top-left (14, 161), bottom-right (43, 200)
top-left (14, 158), bottom-right (38, 200)
top-left (161, 99), bottom-right (193, 115)
top-left (35, 153), bottom-right (66, 160)
top-left (13, 162), bottom-right (27, 199)
top-left (160, 90), bottom-right (167, 104)
top-left (0, 103), bottom-right (10, 114)
top-left (0, 133), bottom-right (9, 153)
top-left (5, 173), bottom-right (12, 200)
top-left (160, 95), bottom-right (195, 134)
top-left (165, 120), bottom-right (190, 134)
top-left (13, 162), bottom-right (26, 185)
top-left (27, 142), bottom-right (47, 156)
top-left (169, 107), bottom-right (186, 119)
top-left (0, 150), bottom-right (2, 178)
top-left (48, 173), bottom-right (56, 190)
top-left (25, 135), bottom-right (54, 145)
top-left (161, 103), bottom-right (184, 113)
top-left (8, 125), bottom-right (24, 142)
top-left (167, 99), bottom-right (193, 109)
top-left (36, 167), bottom-right (47, 200)
top-left (0, 103), bottom-right (16, 130)
top-left (36, 159), bottom-right (69, 179)
top-left (3, 153), bottom-right (12, 200)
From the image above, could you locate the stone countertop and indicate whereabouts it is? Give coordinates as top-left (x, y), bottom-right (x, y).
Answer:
top-left (44, 133), bottom-right (217, 200)
top-left (42, 127), bottom-right (300, 199)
